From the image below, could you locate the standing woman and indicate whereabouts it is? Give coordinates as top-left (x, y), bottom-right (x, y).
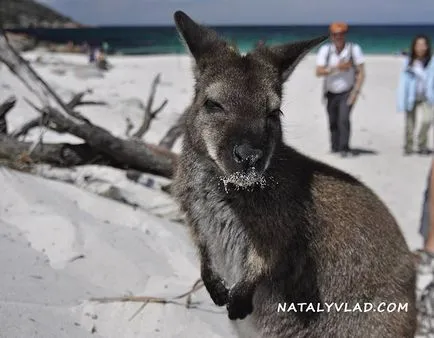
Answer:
top-left (398, 35), bottom-right (434, 155)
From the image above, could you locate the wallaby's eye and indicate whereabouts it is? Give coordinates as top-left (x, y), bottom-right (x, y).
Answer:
top-left (268, 109), bottom-right (283, 119)
top-left (204, 99), bottom-right (224, 112)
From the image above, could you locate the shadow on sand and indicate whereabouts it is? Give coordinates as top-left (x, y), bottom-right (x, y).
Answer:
top-left (350, 147), bottom-right (378, 156)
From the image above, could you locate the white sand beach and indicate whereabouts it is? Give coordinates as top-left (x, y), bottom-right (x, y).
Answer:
top-left (0, 51), bottom-right (432, 337)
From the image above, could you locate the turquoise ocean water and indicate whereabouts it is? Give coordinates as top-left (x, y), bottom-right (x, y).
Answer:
top-left (7, 25), bottom-right (434, 55)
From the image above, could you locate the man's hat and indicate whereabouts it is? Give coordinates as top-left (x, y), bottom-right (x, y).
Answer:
top-left (329, 22), bottom-right (348, 34)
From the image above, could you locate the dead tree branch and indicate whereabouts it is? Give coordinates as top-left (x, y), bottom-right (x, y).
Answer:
top-left (0, 95), bottom-right (16, 134)
top-left (0, 31), bottom-right (89, 124)
top-left (25, 101), bottom-right (177, 177)
top-left (159, 106), bottom-right (187, 150)
top-left (11, 115), bottom-right (46, 138)
top-left (66, 89), bottom-right (92, 109)
top-left (0, 29), bottom-right (177, 178)
top-left (0, 134), bottom-right (121, 167)
top-left (89, 279), bottom-right (204, 311)
top-left (11, 100), bottom-right (68, 139)
top-left (74, 100), bottom-right (107, 107)
top-left (12, 90), bottom-right (106, 139)
top-left (125, 117), bottom-right (134, 137)
top-left (132, 73), bottom-right (168, 138)
top-left (66, 90), bottom-right (107, 108)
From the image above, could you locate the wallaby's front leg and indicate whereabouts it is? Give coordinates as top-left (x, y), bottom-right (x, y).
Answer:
top-left (226, 248), bottom-right (265, 320)
top-left (199, 244), bottom-right (229, 306)
top-left (227, 279), bottom-right (256, 320)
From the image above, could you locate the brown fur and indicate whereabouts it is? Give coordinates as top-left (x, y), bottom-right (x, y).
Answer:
top-left (172, 11), bottom-right (417, 337)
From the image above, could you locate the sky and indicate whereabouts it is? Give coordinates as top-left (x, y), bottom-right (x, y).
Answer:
top-left (37, 0), bottom-right (434, 26)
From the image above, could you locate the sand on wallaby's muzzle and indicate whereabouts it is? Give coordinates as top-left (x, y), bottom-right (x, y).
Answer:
top-left (220, 168), bottom-right (268, 192)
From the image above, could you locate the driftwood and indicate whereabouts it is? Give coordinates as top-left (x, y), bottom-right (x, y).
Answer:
top-left (11, 115), bottom-right (48, 138)
top-left (74, 100), bottom-right (107, 107)
top-left (0, 134), bottom-right (121, 167)
top-left (0, 95), bottom-right (16, 134)
top-left (90, 279), bottom-right (205, 318)
top-left (125, 117), bottom-right (134, 137)
top-left (27, 103), bottom-right (176, 176)
top-left (132, 73), bottom-right (168, 139)
top-left (0, 29), bottom-right (178, 179)
top-left (66, 89), bottom-right (92, 109)
top-left (12, 90), bottom-right (107, 139)
top-left (89, 279), bottom-right (219, 322)
top-left (159, 107), bottom-right (188, 150)
top-left (66, 89), bottom-right (107, 109)
top-left (0, 31), bottom-right (89, 124)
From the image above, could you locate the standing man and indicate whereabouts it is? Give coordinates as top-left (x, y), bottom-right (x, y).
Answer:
top-left (316, 22), bottom-right (365, 157)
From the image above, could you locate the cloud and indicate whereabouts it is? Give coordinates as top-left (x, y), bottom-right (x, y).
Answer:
top-left (36, 0), bottom-right (434, 25)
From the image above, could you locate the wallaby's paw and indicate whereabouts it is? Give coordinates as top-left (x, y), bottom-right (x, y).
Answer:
top-left (207, 280), bottom-right (229, 306)
top-left (227, 288), bottom-right (253, 320)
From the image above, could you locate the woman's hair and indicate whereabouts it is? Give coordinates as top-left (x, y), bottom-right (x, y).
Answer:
top-left (409, 34), bottom-right (432, 68)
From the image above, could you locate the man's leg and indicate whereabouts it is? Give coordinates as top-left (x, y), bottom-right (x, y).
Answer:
top-left (417, 102), bottom-right (434, 153)
top-left (338, 91), bottom-right (353, 155)
top-left (405, 106), bottom-right (416, 154)
top-left (326, 93), bottom-right (339, 153)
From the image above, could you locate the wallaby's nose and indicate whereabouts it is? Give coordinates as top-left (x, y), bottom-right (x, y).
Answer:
top-left (233, 144), bottom-right (263, 167)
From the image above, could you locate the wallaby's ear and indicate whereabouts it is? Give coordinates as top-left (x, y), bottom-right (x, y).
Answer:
top-left (255, 36), bottom-right (328, 82)
top-left (174, 11), bottom-right (230, 64)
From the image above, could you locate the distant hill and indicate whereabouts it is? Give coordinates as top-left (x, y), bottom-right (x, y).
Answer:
top-left (0, 0), bottom-right (81, 28)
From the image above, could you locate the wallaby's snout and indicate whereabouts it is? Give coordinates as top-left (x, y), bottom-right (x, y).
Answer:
top-left (205, 120), bottom-right (273, 187)
top-left (233, 144), bottom-right (263, 169)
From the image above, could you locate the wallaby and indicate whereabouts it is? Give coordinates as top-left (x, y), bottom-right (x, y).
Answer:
top-left (172, 11), bottom-right (416, 338)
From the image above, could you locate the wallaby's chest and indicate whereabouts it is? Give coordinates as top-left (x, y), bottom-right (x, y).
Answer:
top-left (190, 189), bottom-right (249, 286)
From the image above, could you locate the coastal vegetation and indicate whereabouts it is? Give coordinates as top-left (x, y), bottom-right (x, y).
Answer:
top-left (0, 0), bottom-right (79, 28)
